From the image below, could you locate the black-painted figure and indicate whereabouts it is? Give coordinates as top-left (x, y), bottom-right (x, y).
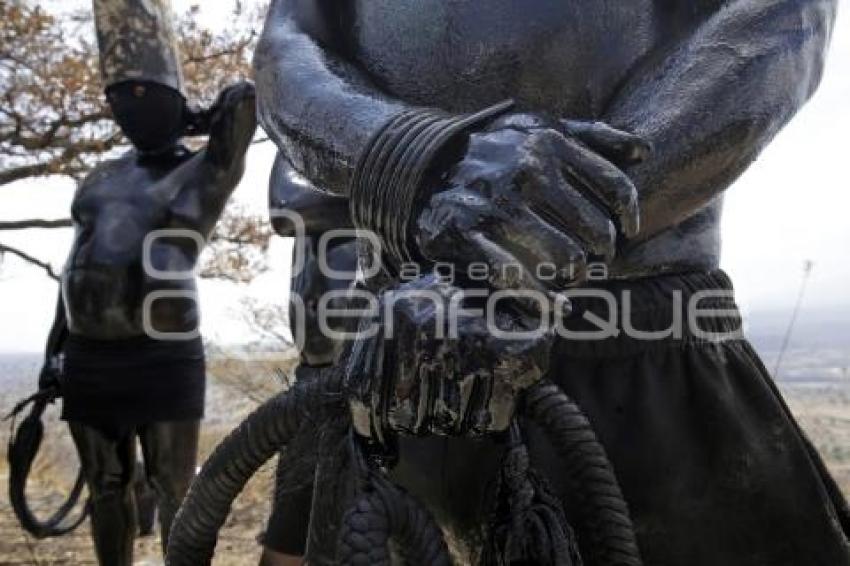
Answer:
top-left (268, 152), bottom-right (358, 367)
top-left (32, 2), bottom-right (258, 564)
top-left (260, 153), bottom-right (359, 564)
top-left (242, 0), bottom-right (850, 564)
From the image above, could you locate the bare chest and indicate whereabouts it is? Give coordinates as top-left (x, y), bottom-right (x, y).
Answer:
top-left (349, 0), bottom-right (657, 117)
top-left (70, 164), bottom-right (197, 266)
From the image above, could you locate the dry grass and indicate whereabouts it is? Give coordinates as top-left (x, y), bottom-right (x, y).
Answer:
top-left (781, 383), bottom-right (850, 495)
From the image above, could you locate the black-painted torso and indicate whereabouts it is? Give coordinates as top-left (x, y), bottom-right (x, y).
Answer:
top-left (64, 83), bottom-right (257, 339)
top-left (247, 2), bottom-right (843, 562)
top-left (65, 149), bottom-right (195, 338)
top-left (348, 1), bottom-right (653, 117)
top-left (257, 0), bottom-right (832, 279)
top-left (339, 0), bottom-right (711, 276)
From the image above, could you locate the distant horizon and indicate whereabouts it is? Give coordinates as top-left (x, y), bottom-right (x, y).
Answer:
top-left (3, 303), bottom-right (849, 356)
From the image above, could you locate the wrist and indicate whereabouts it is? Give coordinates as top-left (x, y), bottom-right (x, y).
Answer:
top-left (349, 100), bottom-right (515, 273)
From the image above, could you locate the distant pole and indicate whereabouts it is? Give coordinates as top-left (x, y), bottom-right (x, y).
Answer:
top-left (774, 260), bottom-right (814, 379)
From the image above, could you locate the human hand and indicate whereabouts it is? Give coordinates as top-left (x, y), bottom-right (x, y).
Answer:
top-left (37, 357), bottom-right (61, 391)
top-left (201, 82), bottom-right (257, 169)
top-left (348, 274), bottom-right (552, 439)
top-left (415, 113), bottom-right (649, 292)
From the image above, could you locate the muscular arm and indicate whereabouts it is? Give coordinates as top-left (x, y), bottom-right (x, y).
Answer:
top-left (254, 0), bottom-right (406, 195)
top-left (176, 82), bottom-right (258, 240)
top-left (606, 0), bottom-right (837, 240)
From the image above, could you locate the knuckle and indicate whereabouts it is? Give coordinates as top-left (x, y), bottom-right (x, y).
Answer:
top-left (490, 112), bottom-right (547, 132)
top-left (543, 128), bottom-right (573, 154)
top-left (524, 128), bottom-right (563, 154)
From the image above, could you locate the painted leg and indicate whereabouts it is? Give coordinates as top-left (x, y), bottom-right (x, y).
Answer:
top-left (138, 419), bottom-right (200, 556)
top-left (69, 421), bottom-right (137, 566)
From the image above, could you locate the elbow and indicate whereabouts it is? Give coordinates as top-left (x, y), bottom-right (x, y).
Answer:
top-left (252, 0), bottom-right (292, 75)
top-left (728, 0), bottom-right (836, 127)
top-left (788, 0), bottom-right (837, 102)
top-left (253, 24), bottom-right (280, 126)
top-left (717, 0), bottom-right (837, 110)
top-left (252, 23), bottom-right (302, 148)
top-left (253, 21), bottom-right (292, 104)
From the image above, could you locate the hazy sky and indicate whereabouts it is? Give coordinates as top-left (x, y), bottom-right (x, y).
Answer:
top-left (1, 2), bottom-right (848, 352)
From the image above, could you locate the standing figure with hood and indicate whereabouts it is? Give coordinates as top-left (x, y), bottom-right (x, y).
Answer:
top-left (35, 1), bottom-right (256, 563)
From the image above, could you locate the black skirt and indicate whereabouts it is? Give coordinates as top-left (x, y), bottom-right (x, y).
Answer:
top-left (526, 270), bottom-right (850, 565)
top-left (60, 333), bottom-right (206, 427)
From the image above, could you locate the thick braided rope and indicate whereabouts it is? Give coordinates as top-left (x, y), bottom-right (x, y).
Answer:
top-left (336, 474), bottom-right (452, 566)
top-left (482, 429), bottom-right (580, 565)
top-left (525, 381), bottom-right (643, 566)
top-left (8, 391), bottom-right (89, 539)
top-left (166, 368), bottom-right (346, 566)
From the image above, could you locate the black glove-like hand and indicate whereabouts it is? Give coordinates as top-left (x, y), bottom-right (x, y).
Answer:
top-left (415, 114), bottom-right (650, 293)
top-left (349, 274), bottom-right (553, 440)
top-left (201, 82), bottom-right (257, 168)
top-left (37, 357), bottom-right (61, 391)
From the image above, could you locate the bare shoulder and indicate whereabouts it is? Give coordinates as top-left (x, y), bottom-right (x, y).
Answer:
top-left (266, 0), bottom-right (351, 47)
top-left (73, 151), bottom-right (137, 201)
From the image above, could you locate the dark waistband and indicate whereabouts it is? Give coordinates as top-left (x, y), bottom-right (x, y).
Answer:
top-left (554, 270), bottom-right (742, 358)
top-left (64, 333), bottom-right (204, 369)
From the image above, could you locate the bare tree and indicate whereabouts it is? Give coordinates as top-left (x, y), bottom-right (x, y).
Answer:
top-left (200, 204), bottom-right (273, 283)
top-left (0, 1), bottom-right (117, 186)
top-left (239, 296), bottom-right (292, 347)
top-left (0, 0), bottom-right (272, 283)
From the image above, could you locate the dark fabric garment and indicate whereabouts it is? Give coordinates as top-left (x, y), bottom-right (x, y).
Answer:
top-left (61, 334), bottom-right (205, 427)
top-left (260, 365), bottom-right (325, 556)
top-left (524, 270), bottom-right (850, 566)
top-left (261, 458), bottom-right (316, 555)
top-left (261, 270), bottom-right (850, 564)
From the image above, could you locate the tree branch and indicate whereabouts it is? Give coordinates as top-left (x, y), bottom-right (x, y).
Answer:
top-left (0, 110), bottom-right (112, 150)
top-left (0, 242), bottom-right (59, 280)
top-left (0, 160), bottom-right (56, 186)
top-left (0, 132), bottom-right (124, 186)
top-left (0, 218), bottom-right (72, 230)
top-left (182, 34), bottom-right (255, 65)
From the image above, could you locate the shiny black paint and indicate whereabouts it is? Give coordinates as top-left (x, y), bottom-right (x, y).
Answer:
top-left (63, 83), bottom-right (257, 339)
top-left (255, 0), bottom-right (835, 278)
